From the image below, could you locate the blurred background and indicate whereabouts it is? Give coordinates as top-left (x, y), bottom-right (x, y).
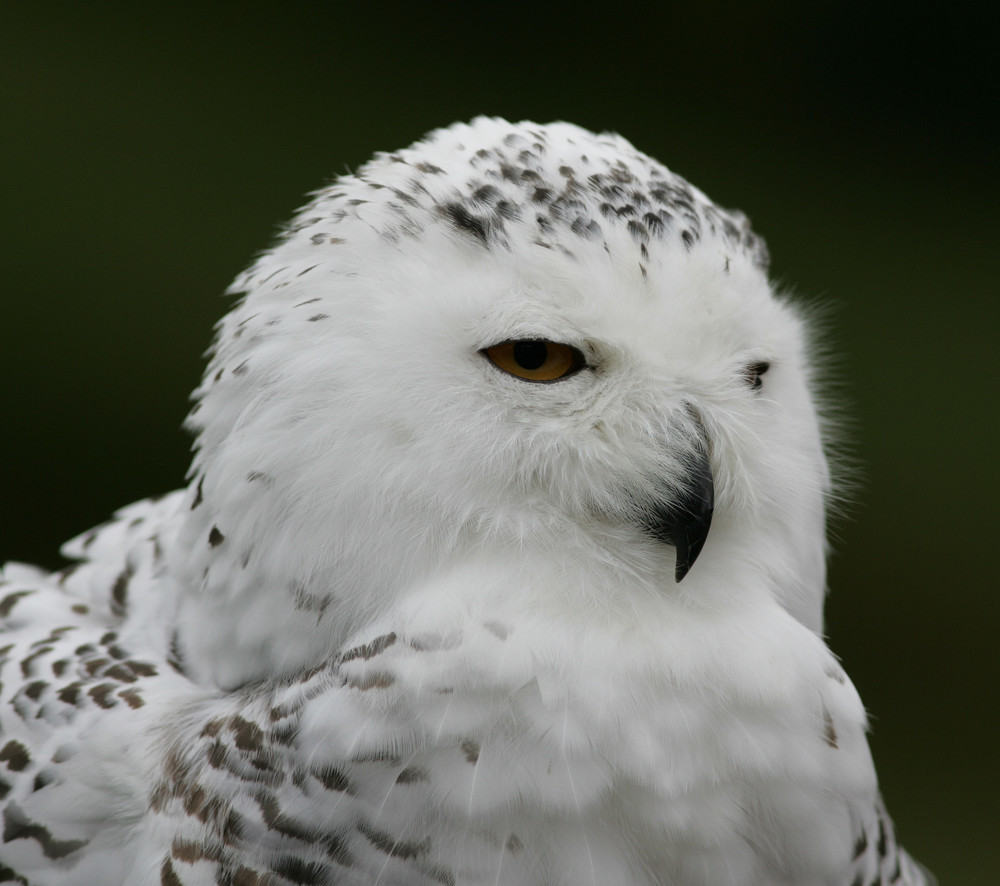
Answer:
top-left (2, 3), bottom-right (997, 881)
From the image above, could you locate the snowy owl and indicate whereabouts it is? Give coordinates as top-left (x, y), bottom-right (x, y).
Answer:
top-left (0, 118), bottom-right (932, 886)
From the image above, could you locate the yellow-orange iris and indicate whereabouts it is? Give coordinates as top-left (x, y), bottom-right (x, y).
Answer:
top-left (483, 340), bottom-right (584, 382)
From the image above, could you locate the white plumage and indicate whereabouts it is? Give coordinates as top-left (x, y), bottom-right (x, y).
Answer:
top-left (0, 118), bottom-right (931, 885)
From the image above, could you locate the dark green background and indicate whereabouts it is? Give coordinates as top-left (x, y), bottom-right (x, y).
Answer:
top-left (2, 4), bottom-right (997, 881)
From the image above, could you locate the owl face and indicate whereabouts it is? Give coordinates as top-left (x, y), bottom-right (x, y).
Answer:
top-left (175, 119), bottom-right (831, 687)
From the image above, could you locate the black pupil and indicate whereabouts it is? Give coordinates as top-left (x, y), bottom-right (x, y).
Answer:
top-left (512, 341), bottom-right (549, 370)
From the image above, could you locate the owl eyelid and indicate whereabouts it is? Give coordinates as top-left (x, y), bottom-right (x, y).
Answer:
top-left (481, 336), bottom-right (585, 351)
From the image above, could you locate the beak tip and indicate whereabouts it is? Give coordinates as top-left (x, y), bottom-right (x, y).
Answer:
top-left (672, 528), bottom-right (708, 583)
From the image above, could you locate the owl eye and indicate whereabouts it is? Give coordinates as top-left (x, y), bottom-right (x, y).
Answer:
top-left (482, 339), bottom-right (586, 382)
top-left (743, 361), bottom-right (771, 391)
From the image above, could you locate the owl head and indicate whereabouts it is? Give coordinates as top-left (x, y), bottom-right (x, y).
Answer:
top-left (173, 118), bottom-right (832, 689)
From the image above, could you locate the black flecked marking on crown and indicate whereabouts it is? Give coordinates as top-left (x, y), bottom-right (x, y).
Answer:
top-left (267, 121), bottom-right (770, 284)
top-left (0, 862), bottom-right (28, 885)
top-left (0, 741), bottom-right (31, 772)
top-left (110, 565), bottom-right (133, 617)
top-left (0, 591), bottom-right (34, 618)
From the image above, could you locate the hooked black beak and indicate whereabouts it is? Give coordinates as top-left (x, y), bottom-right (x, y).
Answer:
top-left (639, 439), bottom-right (715, 582)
